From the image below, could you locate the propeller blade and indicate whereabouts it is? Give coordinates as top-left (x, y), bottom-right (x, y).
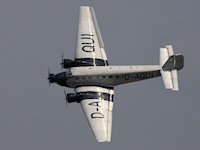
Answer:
top-left (64, 89), bottom-right (68, 107)
top-left (48, 68), bottom-right (51, 87)
top-left (61, 52), bottom-right (64, 70)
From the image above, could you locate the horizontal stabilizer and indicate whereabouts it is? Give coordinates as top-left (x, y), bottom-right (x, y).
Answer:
top-left (160, 45), bottom-right (184, 91)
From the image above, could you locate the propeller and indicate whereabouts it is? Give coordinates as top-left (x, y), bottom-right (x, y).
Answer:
top-left (47, 68), bottom-right (56, 86)
top-left (47, 68), bottom-right (51, 87)
top-left (64, 89), bottom-right (68, 108)
top-left (60, 52), bottom-right (64, 70)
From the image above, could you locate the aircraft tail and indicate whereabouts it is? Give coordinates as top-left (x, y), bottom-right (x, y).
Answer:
top-left (160, 45), bottom-right (184, 91)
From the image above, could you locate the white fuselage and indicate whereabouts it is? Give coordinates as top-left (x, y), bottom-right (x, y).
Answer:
top-left (66, 65), bottom-right (161, 88)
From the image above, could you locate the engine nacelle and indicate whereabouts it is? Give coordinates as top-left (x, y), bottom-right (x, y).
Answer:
top-left (62, 59), bottom-right (74, 68)
top-left (67, 93), bottom-right (77, 103)
top-left (48, 72), bottom-right (68, 86)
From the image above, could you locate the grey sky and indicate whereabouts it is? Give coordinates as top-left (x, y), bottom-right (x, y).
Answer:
top-left (0, 0), bottom-right (199, 149)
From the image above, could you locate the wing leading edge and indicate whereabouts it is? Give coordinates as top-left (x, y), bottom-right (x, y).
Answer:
top-left (75, 6), bottom-right (108, 66)
top-left (75, 86), bottom-right (114, 142)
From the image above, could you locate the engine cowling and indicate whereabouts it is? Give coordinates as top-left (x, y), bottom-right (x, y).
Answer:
top-left (48, 72), bottom-right (68, 86)
top-left (61, 59), bottom-right (74, 68)
top-left (67, 93), bottom-right (77, 103)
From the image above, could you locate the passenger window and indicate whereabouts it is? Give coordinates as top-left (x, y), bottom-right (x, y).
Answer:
top-left (97, 76), bottom-right (101, 79)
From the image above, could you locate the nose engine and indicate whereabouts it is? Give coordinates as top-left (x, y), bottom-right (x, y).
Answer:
top-left (48, 73), bottom-right (56, 83)
top-left (48, 71), bottom-right (68, 86)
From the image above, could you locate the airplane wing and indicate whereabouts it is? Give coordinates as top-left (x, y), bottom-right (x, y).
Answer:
top-left (75, 86), bottom-right (114, 142)
top-left (75, 6), bottom-right (108, 66)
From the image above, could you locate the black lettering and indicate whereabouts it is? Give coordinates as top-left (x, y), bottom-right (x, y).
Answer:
top-left (133, 72), bottom-right (155, 80)
top-left (140, 73), bottom-right (145, 79)
top-left (91, 112), bottom-right (104, 118)
top-left (146, 72), bottom-right (154, 79)
top-left (135, 73), bottom-right (140, 79)
top-left (145, 73), bottom-right (149, 78)
top-left (81, 37), bottom-right (95, 45)
top-left (88, 101), bottom-right (101, 107)
top-left (82, 45), bottom-right (95, 52)
top-left (81, 34), bottom-right (94, 36)
top-left (81, 34), bottom-right (95, 53)
top-left (125, 74), bottom-right (130, 80)
top-left (146, 72), bottom-right (153, 78)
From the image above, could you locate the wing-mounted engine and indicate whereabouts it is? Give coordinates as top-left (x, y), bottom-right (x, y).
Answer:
top-left (64, 90), bottom-right (105, 104)
top-left (66, 93), bottom-right (77, 103)
top-left (61, 58), bottom-right (75, 68)
top-left (64, 90), bottom-right (79, 104)
top-left (60, 53), bottom-right (75, 68)
top-left (61, 57), bottom-right (99, 68)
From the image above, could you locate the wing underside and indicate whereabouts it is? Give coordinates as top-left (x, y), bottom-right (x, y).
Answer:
top-left (75, 86), bottom-right (114, 142)
top-left (75, 6), bottom-right (108, 66)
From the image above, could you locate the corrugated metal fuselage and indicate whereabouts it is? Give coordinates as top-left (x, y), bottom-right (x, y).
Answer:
top-left (65, 66), bottom-right (161, 88)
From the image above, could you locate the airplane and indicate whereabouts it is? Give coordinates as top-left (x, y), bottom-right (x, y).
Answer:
top-left (47, 6), bottom-right (184, 142)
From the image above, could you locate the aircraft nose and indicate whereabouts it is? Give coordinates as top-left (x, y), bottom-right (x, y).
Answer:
top-left (48, 74), bottom-right (56, 83)
top-left (47, 72), bottom-right (67, 86)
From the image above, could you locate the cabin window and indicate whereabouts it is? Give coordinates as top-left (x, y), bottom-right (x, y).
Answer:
top-left (108, 76), bottom-right (113, 78)
top-left (97, 76), bottom-right (102, 79)
top-left (116, 76), bottom-right (119, 78)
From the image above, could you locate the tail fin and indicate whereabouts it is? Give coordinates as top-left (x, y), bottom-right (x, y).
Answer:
top-left (160, 45), bottom-right (184, 91)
